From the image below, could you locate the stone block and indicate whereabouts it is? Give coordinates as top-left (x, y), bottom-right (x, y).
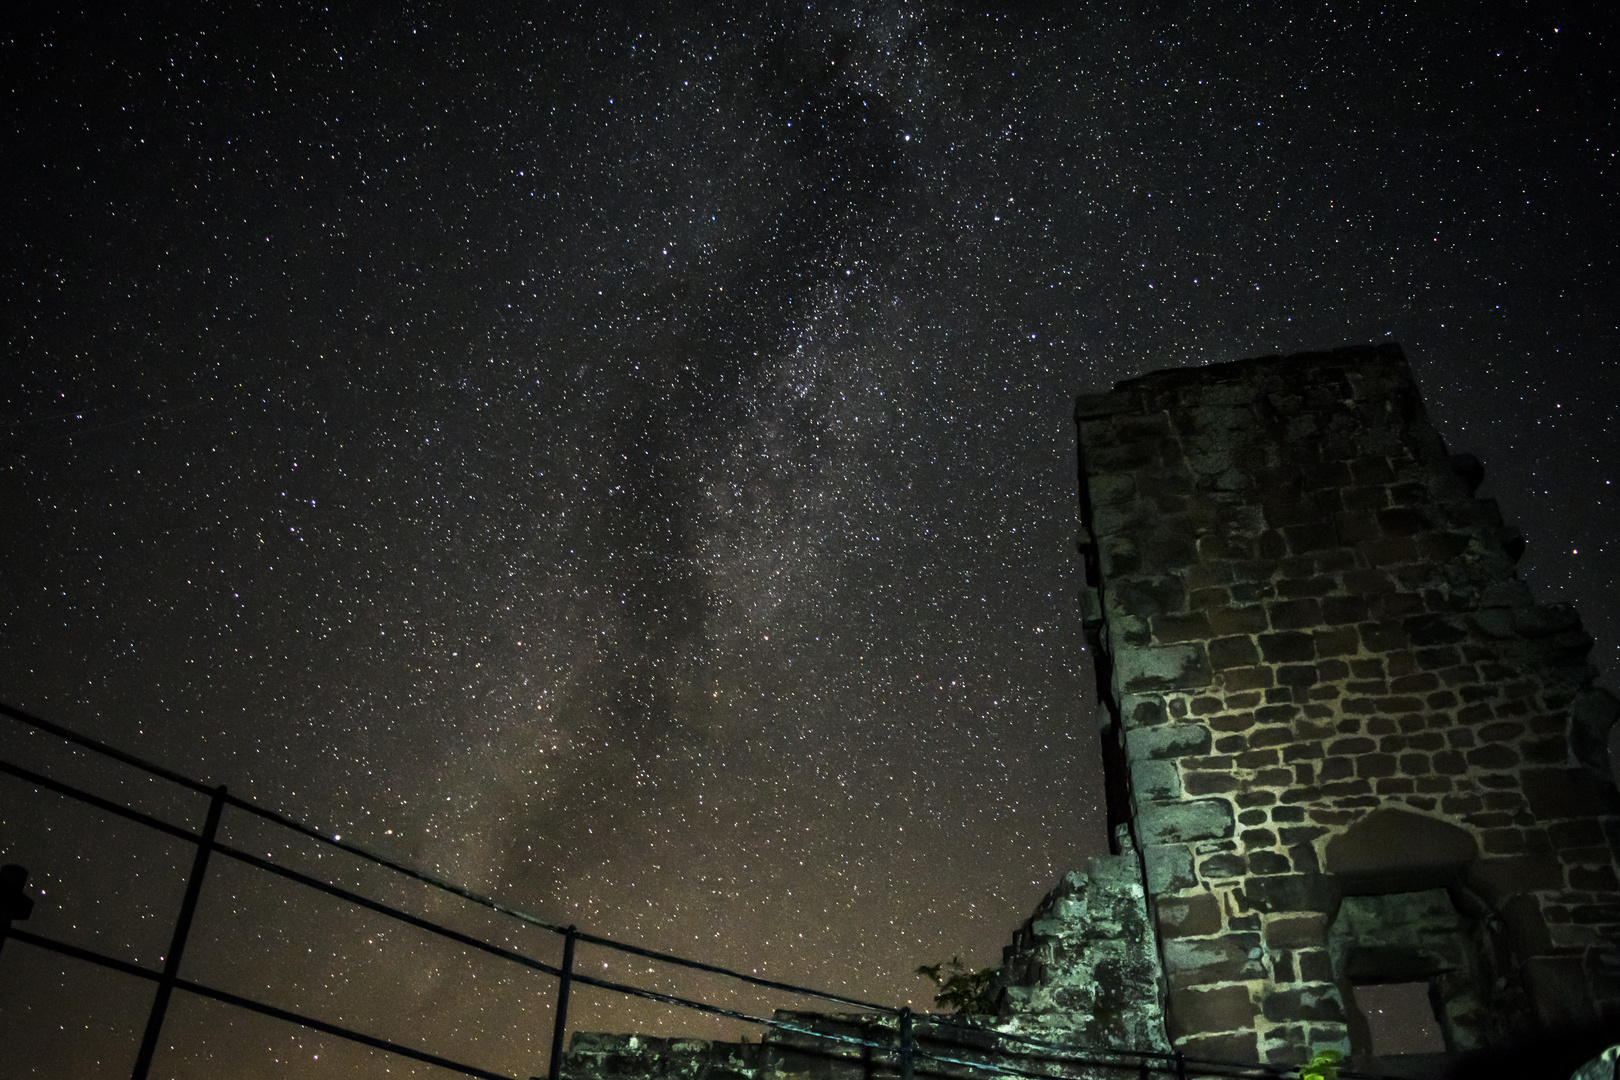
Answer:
top-left (1296, 948), bottom-right (1335, 983)
top-left (1277, 575), bottom-right (1338, 599)
top-left (1245, 873), bottom-right (1341, 915)
top-left (1200, 853), bottom-right (1247, 878)
top-left (1265, 914), bottom-right (1327, 949)
top-left (1153, 611), bottom-right (1211, 642)
top-left (1464, 855), bottom-right (1565, 905)
top-left (1121, 693), bottom-right (1168, 728)
top-left (1465, 744), bottom-right (1520, 769)
top-left (1569, 686), bottom-right (1620, 772)
top-left (1140, 531), bottom-right (1201, 573)
top-left (1548, 819), bottom-right (1605, 849)
top-left (1114, 644), bottom-right (1212, 694)
top-left (1126, 723), bottom-right (1212, 762)
top-left (1132, 759), bottom-right (1182, 800)
top-left (1259, 632), bottom-right (1315, 663)
top-left (1284, 523), bottom-right (1338, 554)
top-left (1522, 768), bottom-right (1620, 819)
top-left (1176, 1031), bottom-right (1258, 1063)
top-left (1269, 598), bottom-right (1324, 630)
top-left (1115, 577), bottom-right (1188, 617)
top-left (1261, 985), bottom-right (1344, 1023)
top-left (1276, 664), bottom-right (1319, 687)
top-left (1220, 666), bottom-right (1275, 691)
top-left (1185, 771), bottom-right (1239, 796)
top-left (1208, 635), bottom-right (1260, 669)
top-left (1163, 933), bottom-right (1265, 989)
top-left (1137, 798), bottom-right (1235, 845)
top-left (1523, 955), bottom-right (1600, 1030)
top-left (1167, 985), bottom-right (1258, 1042)
top-left (1209, 605), bottom-right (1269, 636)
top-left (1249, 850), bottom-right (1292, 875)
top-left (1157, 891), bottom-right (1224, 938)
top-left (1144, 843), bottom-right (1197, 892)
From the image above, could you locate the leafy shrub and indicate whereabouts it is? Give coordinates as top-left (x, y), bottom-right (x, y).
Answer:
top-left (1300, 1048), bottom-right (1342, 1080)
top-left (915, 957), bottom-right (1000, 1015)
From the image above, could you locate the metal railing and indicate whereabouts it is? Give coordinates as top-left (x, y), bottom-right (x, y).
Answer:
top-left (0, 701), bottom-right (1395, 1080)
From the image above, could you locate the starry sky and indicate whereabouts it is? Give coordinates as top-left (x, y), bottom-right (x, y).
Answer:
top-left (1, 2), bottom-right (1616, 1076)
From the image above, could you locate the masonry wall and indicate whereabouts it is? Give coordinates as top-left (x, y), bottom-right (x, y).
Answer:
top-left (996, 837), bottom-right (1169, 1053)
top-left (1075, 344), bottom-right (1620, 1067)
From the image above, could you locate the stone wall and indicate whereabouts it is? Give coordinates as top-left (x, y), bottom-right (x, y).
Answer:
top-left (1074, 343), bottom-right (1620, 1066)
top-left (996, 831), bottom-right (1169, 1053)
top-left (559, 1011), bottom-right (1135, 1080)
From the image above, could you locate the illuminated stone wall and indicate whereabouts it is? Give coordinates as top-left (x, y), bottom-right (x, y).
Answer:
top-left (1074, 343), bottom-right (1620, 1065)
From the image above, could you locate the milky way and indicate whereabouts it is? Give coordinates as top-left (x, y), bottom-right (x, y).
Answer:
top-left (2, 3), bottom-right (1616, 1076)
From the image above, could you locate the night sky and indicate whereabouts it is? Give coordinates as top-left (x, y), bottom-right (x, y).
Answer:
top-left (2, 3), bottom-right (1617, 1076)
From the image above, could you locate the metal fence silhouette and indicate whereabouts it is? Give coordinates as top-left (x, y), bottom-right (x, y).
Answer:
top-left (0, 701), bottom-right (1396, 1080)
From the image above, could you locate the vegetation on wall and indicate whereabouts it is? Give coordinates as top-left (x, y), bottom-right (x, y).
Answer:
top-left (914, 956), bottom-right (1000, 1015)
top-left (1300, 1048), bottom-right (1342, 1080)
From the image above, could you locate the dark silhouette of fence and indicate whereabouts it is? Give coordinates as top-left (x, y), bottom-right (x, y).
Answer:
top-left (0, 701), bottom-right (1397, 1080)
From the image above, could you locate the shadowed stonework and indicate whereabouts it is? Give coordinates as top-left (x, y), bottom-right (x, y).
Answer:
top-left (1074, 343), bottom-right (1620, 1069)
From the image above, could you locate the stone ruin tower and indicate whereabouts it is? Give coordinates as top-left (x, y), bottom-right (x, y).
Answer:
top-left (558, 344), bottom-right (1620, 1080)
top-left (1060, 343), bottom-right (1620, 1065)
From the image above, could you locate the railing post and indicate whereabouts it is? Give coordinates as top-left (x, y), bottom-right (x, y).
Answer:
top-left (1, 863), bottom-right (34, 958)
top-left (1173, 1049), bottom-right (1187, 1080)
top-left (898, 1007), bottom-right (914, 1080)
top-left (131, 784), bottom-right (227, 1080)
top-left (546, 925), bottom-right (578, 1080)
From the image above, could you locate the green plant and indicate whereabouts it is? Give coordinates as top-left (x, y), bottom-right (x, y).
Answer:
top-left (915, 956), bottom-right (1000, 1015)
top-left (1300, 1048), bottom-right (1342, 1080)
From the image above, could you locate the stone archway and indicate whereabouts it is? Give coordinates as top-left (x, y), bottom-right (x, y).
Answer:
top-left (1323, 809), bottom-right (1530, 1054)
top-left (1324, 808), bottom-right (1478, 897)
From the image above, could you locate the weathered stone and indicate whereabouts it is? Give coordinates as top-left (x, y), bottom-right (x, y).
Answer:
top-left (1131, 759), bottom-right (1181, 800)
top-left (1264, 914), bottom-right (1327, 949)
top-left (995, 851), bottom-right (1170, 1054)
top-left (1521, 768), bottom-right (1620, 819)
top-left (1245, 873), bottom-right (1341, 915)
top-left (1261, 986), bottom-right (1344, 1023)
top-left (1166, 985), bottom-right (1257, 1041)
top-left (1112, 643), bottom-right (1212, 694)
top-left (1144, 843), bottom-right (1196, 892)
top-left (1126, 724), bottom-right (1211, 762)
top-left (1157, 892), bottom-right (1223, 938)
top-left (1163, 933), bottom-right (1265, 989)
top-left (1136, 798), bottom-right (1235, 845)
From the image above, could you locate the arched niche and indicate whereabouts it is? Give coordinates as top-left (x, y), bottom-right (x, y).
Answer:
top-left (1323, 809), bottom-right (1534, 1054)
top-left (1325, 808), bottom-right (1479, 896)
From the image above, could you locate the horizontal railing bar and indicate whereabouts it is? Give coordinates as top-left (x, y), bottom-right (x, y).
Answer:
top-left (568, 927), bottom-right (895, 1014)
top-left (3, 927), bottom-right (518, 1080)
top-left (3, 703), bottom-right (893, 1011)
top-left (2, 705), bottom-right (1405, 1080)
top-left (921, 1015), bottom-right (1172, 1063)
top-left (3, 750), bottom-right (877, 1012)
top-left (223, 791), bottom-right (893, 1013)
top-left (211, 842), bottom-right (565, 980)
top-left (5, 755), bottom-right (568, 984)
top-left (0, 702), bottom-right (215, 795)
top-left (219, 791), bottom-right (571, 933)
top-left (917, 1044), bottom-right (1157, 1080)
top-left (0, 758), bottom-right (203, 846)
top-left (563, 968), bottom-right (888, 1053)
top-left (4, 747), bottom-right (882, 1014)
top-left (916, 1043), bottom-right (1288, 1080)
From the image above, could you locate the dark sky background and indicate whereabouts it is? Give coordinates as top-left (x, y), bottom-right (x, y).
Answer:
top-left (1, 2), bottom-right (1616, 1076)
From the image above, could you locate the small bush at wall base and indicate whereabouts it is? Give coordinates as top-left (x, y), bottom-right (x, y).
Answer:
top-left (1300, 1049), bottom-right (1342, 1080)
top-left (915, 957), bottom-right (1000, 1015)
